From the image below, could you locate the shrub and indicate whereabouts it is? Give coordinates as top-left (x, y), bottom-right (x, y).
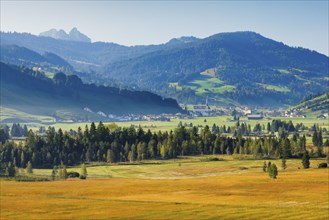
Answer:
top-left (15, 175), bottom-right (49, 182)
top-left (79, 175), bottom-right (86, 180)
top-left (67, 171), bottom-right (80, 178)
top-left (317, 163), bottom-right (327, 168)
top-left (200, 157), bottom-right (223, 162)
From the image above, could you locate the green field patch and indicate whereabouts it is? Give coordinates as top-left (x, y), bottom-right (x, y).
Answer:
top-left (209, 85), bottom-right (235, 94)
top-left (0, 107), bottom-right (55, 124)
top-left (257, 83), bottom-right (290, 93)
top-left (291, 68), bottom-right (308, 73)
top-left (277, 69), bottom-right (290, 74)
top-left (294, 74), bottom-right (310, 82)
top-left (185, 77), bottom-right (232, 96)
top-left (168, 82), bottom-right (183, 91)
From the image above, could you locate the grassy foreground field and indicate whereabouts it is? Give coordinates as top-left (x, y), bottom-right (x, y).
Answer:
top-left (1, 157), bottom-right (328, 219)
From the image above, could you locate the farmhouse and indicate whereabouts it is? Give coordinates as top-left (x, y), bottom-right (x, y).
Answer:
top-left (193, 97), bottom-right (211, 116)
top-left (247, 114), bottom-right (263, 120)
top-left (317, 115), bottom-right (326, 120)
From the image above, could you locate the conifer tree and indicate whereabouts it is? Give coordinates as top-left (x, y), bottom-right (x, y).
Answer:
top-left (263, 161), bottom-right (267, 172)
top-left (6, 162), bottom-right (16, 177)
top-left (80, 163), bottom-right (87, 179)
top-left (51, 166), bottom-right (58, 180)
top-left (281, 158), bottom-right (287, 170)
top-left (26, 161), bottom-right (33, 174)
top-left (268, 164), bottom-right (278, 179)
top-left (302, 150), bottom-right (310, 169)
top-left (59, 162), bottom-right (67, 179)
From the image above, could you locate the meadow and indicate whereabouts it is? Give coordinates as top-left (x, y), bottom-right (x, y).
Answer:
top-left (48, 116), bottom-right (329, 133)
top-left (1, 156), bottom-right (328, 219)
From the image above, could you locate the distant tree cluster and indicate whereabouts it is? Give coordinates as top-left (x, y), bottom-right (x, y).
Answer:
top-left (10, 123), bottom-right (28, 137)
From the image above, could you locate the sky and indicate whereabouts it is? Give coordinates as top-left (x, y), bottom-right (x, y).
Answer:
top-left (1, 1), bottom-right (328, 55)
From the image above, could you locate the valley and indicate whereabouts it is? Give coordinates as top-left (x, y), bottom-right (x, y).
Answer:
top-left (0, 3), bottom-right (328, 219)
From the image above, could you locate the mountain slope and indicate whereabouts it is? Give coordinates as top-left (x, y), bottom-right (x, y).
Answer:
top-left (0, 45), bottom-right (73, 71)
top-left (103, 32), bottom-right (328, 106)
top-left (295, 92), bottom-right (329, 112)
top-left (0, 31), bottom-right (192, 72)
top-left (0, 63), bottom-right (181, 122)
top-left (1, 31), bottom-right (328, 106)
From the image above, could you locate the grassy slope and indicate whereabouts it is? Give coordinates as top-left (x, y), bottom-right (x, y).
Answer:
top-left (294, 92), bottom-right (329, 110)
top-left (257, 83), bottom-right (290, 93)
top-left (169, 73), bottom-right (236, 105)
top-left (1, 157), bottom-right (328, 219)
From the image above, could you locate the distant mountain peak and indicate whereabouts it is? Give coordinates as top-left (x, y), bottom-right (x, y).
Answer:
top-left (166, 36), bottom-right (200, 46)
top-left (39, 28), bottom-right (91, 43)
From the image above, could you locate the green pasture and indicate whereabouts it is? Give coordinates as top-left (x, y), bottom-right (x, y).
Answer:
top-left (257, 83), bottom-right (290, 93)
top-left (31, 155), bottom-right (327, 180)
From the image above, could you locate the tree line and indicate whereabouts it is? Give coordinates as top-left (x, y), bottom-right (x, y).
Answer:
top-left (0, 119), bottom-right (326, 175)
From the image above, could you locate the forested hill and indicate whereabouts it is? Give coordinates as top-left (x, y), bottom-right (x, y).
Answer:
top-left (104, 32), bottom-right (328, 106)
top-left (0, 44), bottom-right (73, 72)
top-left (295, 92), bottom-right (329, 112)
top-left (1, 31), bottom-right (328, 106)
top-left (0, 62), bottom-right (182, 121)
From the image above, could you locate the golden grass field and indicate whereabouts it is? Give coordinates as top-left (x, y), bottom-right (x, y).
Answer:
top-left (1, 157), bottom-right (328, 220)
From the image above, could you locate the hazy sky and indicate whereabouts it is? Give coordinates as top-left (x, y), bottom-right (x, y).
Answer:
top-left (1, 1), bottom-right (328, 55)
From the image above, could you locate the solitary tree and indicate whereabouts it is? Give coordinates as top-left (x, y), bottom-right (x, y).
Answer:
top-left (267, 161), bottom-right (272, 169)
top-left (26, 161), bottom-right (33, 174)
top-left (302, 150), bottom-right (310, 169)
top-left (268, 164), bottom-right (278, 179)
top-left (80, 163), bottom-right (87, 179)
top-left (59, 162), bottom-right (67, 179)
top-left (281, 158), bottom-right (287, 170)
top-left (262, 161), bottom-right (267, 172)
top-left (51, 166), bottom-right (58, 180)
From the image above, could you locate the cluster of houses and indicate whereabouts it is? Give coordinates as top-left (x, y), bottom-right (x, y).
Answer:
top-left (317, 113), bottom-right (328, 120)
top-left (82, 103), bottom-right (328, 123)
top-left (83, 107), bottom-right (191, 122)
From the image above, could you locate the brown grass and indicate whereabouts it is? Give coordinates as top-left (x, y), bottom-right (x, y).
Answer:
top-left (1, 166), bottom-right (328, 220)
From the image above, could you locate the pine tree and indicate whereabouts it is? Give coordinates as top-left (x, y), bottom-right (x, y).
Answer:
top-left (302, 151), bottom-right (310, 169)
top-left (281, 158), bottom-right (287, 170)
top-left (312, 130), bottom-right (318, 147)
top-left (59, 162), bottom-right (67, 179)
top-left (51, 166), bottom-right (58, 180)
top-left (26, 161), bottom-right (33, 174)
top-left (106, 149), bottom-right (114, 163)
top-left (268, 164), bottom-right (278, 179)
top-left (6, 162), bottom-right (16, 177)
top-left (128, 151), bottom-right (133, 163)
top-left (80, 163), bottom-right (87, 179)
top-left (262, 161), bottom-right (267, 172)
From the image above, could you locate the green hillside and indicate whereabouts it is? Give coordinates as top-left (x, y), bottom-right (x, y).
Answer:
top-left (104, 32), bottom-right (328, 106)
top-left (0, 63), bottom-right (182, 123)
top-left (295, 92), bottom-right (329, 112)
top-left (1, 31), bottom-right (328, 106)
